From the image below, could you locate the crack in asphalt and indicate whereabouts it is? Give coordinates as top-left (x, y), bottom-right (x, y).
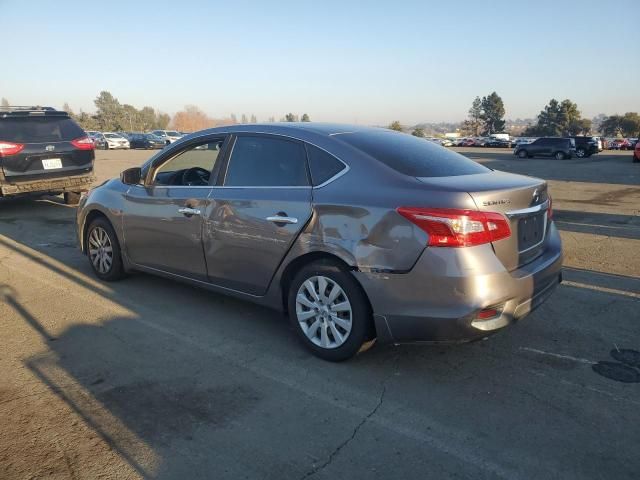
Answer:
top-left (299, 384), bottom-right (387, 480)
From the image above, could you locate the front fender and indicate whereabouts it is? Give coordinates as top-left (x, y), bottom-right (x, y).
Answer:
top-left (77, 179), bottom-right (129, 254)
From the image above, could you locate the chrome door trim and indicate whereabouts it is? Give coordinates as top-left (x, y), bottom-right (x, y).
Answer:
top-left (266, 216), bottom-right (298, 224)
top-left (178, 207), bottom-right (202, 216)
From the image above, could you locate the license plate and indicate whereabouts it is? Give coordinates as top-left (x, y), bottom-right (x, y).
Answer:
top-left (42, 158), bottom-right (63, 169)
top-left (518, 212), bottom-right (546, 252)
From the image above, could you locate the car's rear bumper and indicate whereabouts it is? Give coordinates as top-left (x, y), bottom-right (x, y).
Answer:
top-left (355, 223), bottom-right (563, 344)
top-left (0, 171), bottom-right (95, 196)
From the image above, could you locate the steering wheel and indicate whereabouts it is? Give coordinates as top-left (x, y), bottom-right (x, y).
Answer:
top-left (181, 167), bottom-right (211, 186)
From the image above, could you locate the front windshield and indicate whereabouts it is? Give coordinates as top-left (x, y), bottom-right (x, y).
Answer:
top-left (167, 131), bottom-right (180, 136)
top-left (104, 133), bottom-right (122, 139)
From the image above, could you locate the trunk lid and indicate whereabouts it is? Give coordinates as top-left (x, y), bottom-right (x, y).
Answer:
top-left (417, 171), bottom-right (549, 271)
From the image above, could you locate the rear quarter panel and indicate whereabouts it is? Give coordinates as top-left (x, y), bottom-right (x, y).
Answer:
top-left (289, 145), bottom-right (479, 272)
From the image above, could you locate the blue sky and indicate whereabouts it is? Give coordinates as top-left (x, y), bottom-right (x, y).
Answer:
top-left (1, 0), bottom-right (638, 124)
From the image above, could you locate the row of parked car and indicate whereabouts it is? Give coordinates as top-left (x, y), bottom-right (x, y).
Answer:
top-left (86, 130), bottom-right (186, 150)
top-left (513, 136), bottom-right (640, 161)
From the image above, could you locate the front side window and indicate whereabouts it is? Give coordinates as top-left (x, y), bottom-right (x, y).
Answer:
top-left (153, 138), bottom-right (225, 186)
top-left (224, 136), bottom-right (309, 187)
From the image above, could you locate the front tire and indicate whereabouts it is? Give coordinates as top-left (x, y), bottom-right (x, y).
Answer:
top-left (517, 149), bottom-right (528, 159)
top-left (86, 217), bottom-right (125, 281)
top-left (576, 148), bottom-right (585, 158)
top-left (287, 260), bottom-right (373, 361)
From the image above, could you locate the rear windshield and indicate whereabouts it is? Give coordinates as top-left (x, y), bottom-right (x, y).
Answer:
top-left (0, 116), bottom-right (85, 143)
top-left (338, 130), bottom-right (489, 177)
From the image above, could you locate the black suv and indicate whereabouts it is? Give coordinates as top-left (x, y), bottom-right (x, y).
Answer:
top-left (514, 137), bottom-right (575, 160)
top-left (569, 136), bottom-right (599, 158)
top-left (0, 106), bottom-right (95, 203)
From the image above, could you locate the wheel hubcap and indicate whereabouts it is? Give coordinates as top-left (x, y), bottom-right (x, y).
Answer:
top-left (88, 227), bottom-right (113, 274)
top-left (295, 275), bottom-right (352, 349)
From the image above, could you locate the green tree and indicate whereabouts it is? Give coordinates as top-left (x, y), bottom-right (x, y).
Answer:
top-left (285, 113), bottom-right (296, 122)
top-left (480, 92), bottom-right (505, 135)
top-left (155, 112), bottom-right (170, 129)
top-left (600, 113), bottom-right (640, 137)
top-left (94, 91), bottom-right (124, 131)
top-left (74, 111), bottom-right (100, 131)
top-left (411, 127), bottom-right (425, 137)
top-left (525, 99), bottom-right (591, 136)
top-left (1, 98), bottom-right (9, 107)
top-left (620, 112), bottom-right (640, 137)
top-left (388, 121), bottom-right (403, 131)
top-left (301, 113), bottom-right (310, 122)
top-left (467, 96), bottom-right (483, 136)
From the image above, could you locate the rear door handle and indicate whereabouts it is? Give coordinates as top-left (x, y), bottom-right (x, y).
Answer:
top-left (266, 215), bottom-right (298, 225)
top-left (178, 207), bottom-right (201, 216)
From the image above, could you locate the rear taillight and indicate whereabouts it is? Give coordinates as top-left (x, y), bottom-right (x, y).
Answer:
top-left (397, 207), bottom-right (511, 247)
top-left (547, 195), bottom-right (553, 219)
top-left (0, 141), bottom-right (25, 156)
top-left (71, 136), bottom-right (95, 150)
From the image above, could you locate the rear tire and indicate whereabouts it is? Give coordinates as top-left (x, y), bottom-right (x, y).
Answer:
top-left (64, 192), bottom-right (81, 205)
top-left (86, 217), bottom-right (125, 281)
top-left (554, 151), bottom-right (566, 160)
top-left (287, 260), bottom-right (373, 362)
top-left (576, 148), bottom-right (585, 158)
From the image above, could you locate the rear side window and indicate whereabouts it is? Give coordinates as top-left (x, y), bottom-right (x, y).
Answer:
top-left (338, 130), bottom-right (488, 177)
top-left (306, 144), bottom-right (346, 186)
top-left (0, 117), bottom-right (84, 142)
top-left (224, 135), bottom-right (309, 187)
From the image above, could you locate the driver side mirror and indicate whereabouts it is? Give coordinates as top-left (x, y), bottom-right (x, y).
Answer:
top-left (121, 167), bottom-right (142, 185)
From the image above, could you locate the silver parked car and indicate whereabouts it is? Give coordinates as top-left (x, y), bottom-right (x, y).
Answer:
top-left (77, 123), bottom-right (562, 361)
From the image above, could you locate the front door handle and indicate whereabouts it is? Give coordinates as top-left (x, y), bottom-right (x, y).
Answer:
top-left (266, 215), bottom-right (298, 225)
top-left (178, 207), bottom-right (201, 217)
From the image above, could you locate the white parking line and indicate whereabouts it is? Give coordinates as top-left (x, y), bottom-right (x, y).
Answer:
top-left (520, 347), bottom-right (595, 365)
top-left (561, 280), bottom-right (640, 299)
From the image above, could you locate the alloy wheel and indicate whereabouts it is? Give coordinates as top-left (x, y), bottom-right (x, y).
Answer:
top-left (88, 227), bottom-right (114, 274)
top-left (295, 275), bottom-right (352, 349)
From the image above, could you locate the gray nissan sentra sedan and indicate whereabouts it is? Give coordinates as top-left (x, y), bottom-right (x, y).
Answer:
top-left (77, 123), bottom-right (562, 361)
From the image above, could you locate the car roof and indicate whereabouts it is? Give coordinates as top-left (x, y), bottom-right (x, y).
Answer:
top-left (0, 106), bottom-right (69, 119)
top-left (188, 122), bottom-right (387, 141)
